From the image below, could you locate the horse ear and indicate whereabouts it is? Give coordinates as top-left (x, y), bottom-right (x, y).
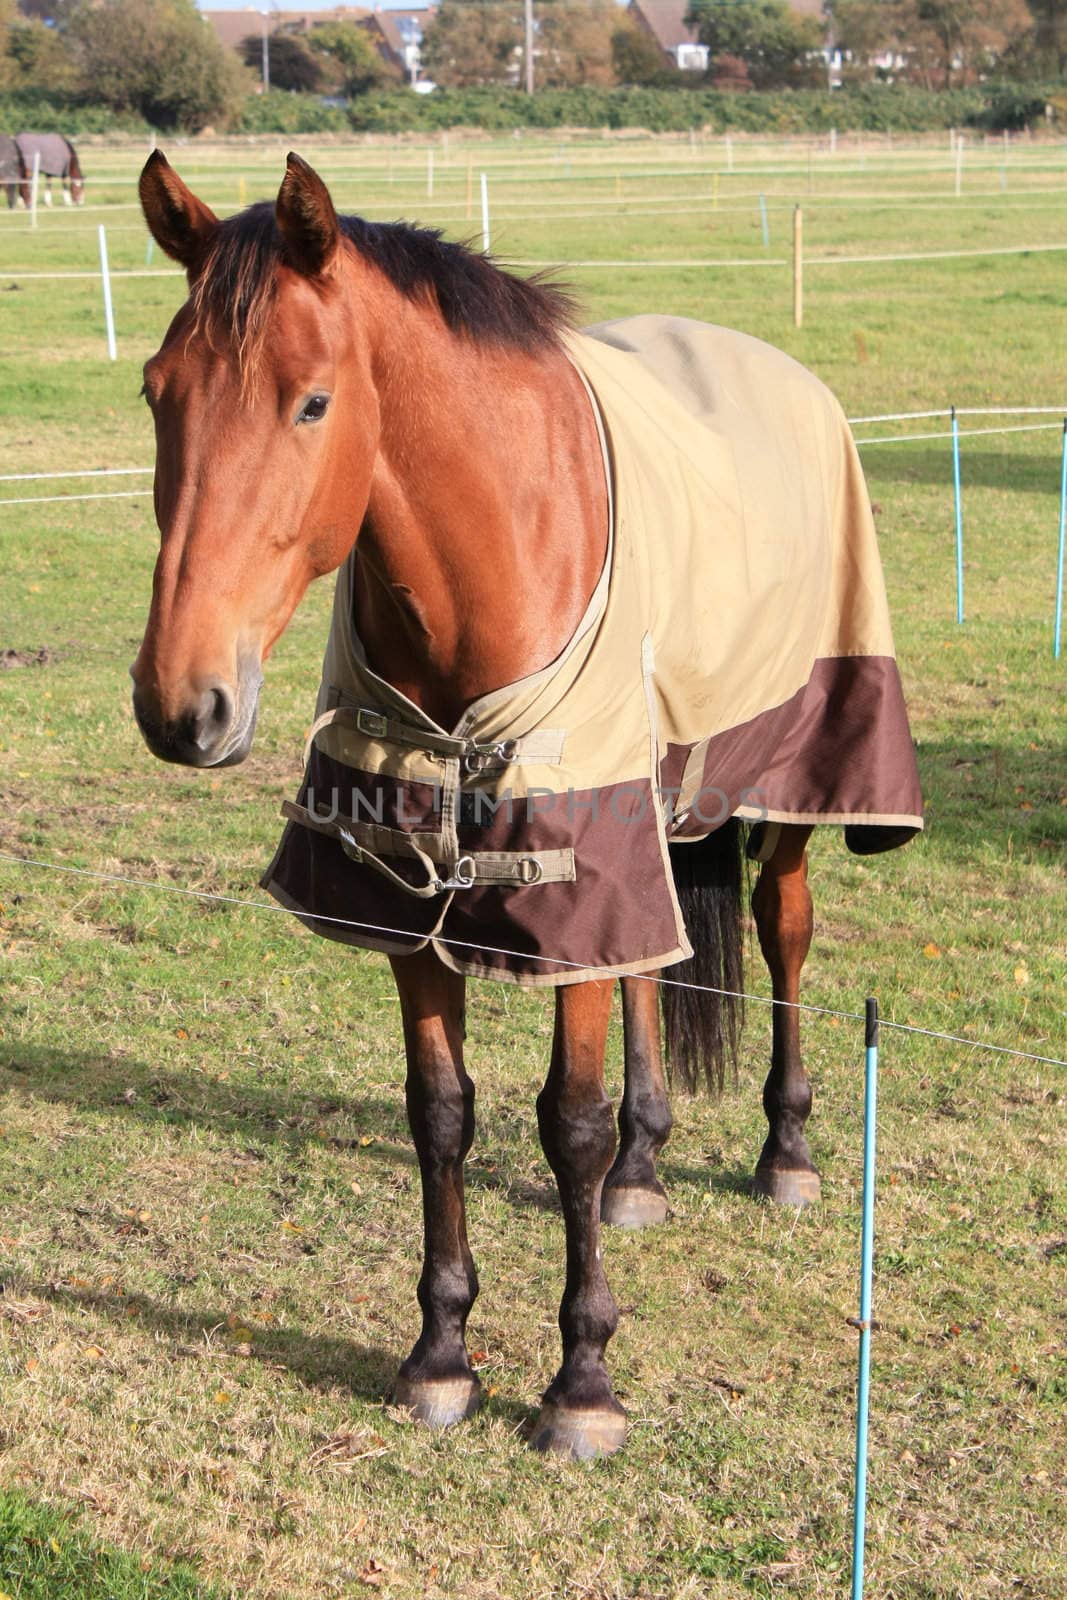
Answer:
top-left (139, 150), bottom-right (218, 272)
top-left (276, 152), bottom-right (340, 278)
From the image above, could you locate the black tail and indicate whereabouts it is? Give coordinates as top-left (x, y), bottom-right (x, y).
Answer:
top-left (661, 821), bottom-right (745, 1094)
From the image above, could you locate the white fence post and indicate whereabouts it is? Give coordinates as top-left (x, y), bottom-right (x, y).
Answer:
top-left (98, 224), bottom-right (117, 362)
top-left (29, 151), bottom-right (40, 229)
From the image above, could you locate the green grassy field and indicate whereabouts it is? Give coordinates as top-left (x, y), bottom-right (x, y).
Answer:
top-left (0, 134), bottom-right (1064, 1600)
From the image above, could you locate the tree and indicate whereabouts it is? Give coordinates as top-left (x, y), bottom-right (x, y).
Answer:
top-left (1027, 0), bottom-right (1067, 70)
top-left (68, 0), bottom-right (245, 129)
top-left (536, 0), bottom-right (617, 87)
top-left (5, 15), bottom-right (80, 90)
top-left (832, 0), bottom-right (900, 81)
top-left (709, 49), bottom-right (754, 86)
top-left (420, 0), bottom-right (522, 88)
top-left (686, 0), bottom-right (824, 88)
top-left (889, 0), bottom-right (1032, 84)
top-left (832, 0), bottom-right (1035, 86)
top-left (611, 16), bottom-right (681, 84)
top-left (308, 21), bottom-right (395, 96)
top-left (240, 31), bottom-right (327, 96)
top-left (0, 0), bottom-right (17, 89)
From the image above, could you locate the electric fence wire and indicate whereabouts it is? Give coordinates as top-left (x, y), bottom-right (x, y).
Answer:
top-left (0, 849), bottom-right (1062, 1071)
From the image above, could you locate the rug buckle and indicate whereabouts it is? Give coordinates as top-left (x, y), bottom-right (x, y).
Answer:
top-left (356, 707), bottom-right (388, 739)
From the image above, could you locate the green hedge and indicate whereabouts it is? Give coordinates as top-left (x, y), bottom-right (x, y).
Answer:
top-left (343, 81), bottom-right (1057, 135)
top-left (341, 83), bottom-right (992, 134)
top-left (3, 80), bottom-right (1062, 140)
top-left (234, 88), bottom-right (351, 135)
top-left (0, 88), bottom-right (152, 136)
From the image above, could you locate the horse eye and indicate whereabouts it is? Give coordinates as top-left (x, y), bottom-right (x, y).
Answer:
top-left (296, 393), bottom-right (331, 425)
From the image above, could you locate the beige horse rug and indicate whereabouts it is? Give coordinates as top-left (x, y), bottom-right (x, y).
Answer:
top-left (263, 315), bottom-right (923, 984)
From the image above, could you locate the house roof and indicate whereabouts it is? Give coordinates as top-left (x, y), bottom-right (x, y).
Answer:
top-left (367, 6), bottom-right (435, 58)
top-left (628, 0), bottom-right (702, 54)
top-left (201, 7), bottom-right (371, 53)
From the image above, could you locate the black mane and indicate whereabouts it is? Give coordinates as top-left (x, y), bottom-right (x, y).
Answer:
top-left (339, 214), bottom-right (574, 352)
top-left (193, 202), bottom-right (575, 372)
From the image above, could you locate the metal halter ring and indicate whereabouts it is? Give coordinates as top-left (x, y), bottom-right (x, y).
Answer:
top-left (516, 857), bottom-right (543, 885)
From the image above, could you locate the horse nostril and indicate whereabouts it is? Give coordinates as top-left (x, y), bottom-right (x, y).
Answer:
top-left (191, 681), bottom-right (235, 751)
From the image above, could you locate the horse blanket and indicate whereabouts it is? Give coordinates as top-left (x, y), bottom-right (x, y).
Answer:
top-left (264, 315), bottom-right (923, 984)
top-left (15, 133), bottom-right (75, 179)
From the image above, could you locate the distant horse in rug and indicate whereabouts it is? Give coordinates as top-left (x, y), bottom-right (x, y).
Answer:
top-left (132, 152), bottom-right (921, 1458)
top-left (0, 135), bottom-right (20, 208)
top-left (13, 132), bottom-right (85, 206)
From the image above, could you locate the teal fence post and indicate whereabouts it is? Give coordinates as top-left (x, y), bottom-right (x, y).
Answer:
top-left (1054, 420), bottom-right (1066, 659)
top-left (851, 997), bottom-right (879, 1600)
top-left (952, 407), bottom-right (964, 623)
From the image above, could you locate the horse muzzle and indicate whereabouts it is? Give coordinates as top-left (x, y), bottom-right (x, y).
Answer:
top-left (132, 672), bottom-right (261, 769)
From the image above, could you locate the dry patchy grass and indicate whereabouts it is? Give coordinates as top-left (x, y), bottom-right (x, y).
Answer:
top-left (0, 134), bottom-right (1065, 1600)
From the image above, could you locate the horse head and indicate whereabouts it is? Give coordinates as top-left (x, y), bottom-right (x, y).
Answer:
top-left (132, 152), bottom-right (378, 768)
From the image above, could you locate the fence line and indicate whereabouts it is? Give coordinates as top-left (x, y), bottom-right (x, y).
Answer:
top-left (8, 191), bottom-right (1052, 236)
top-left (0, 488), bottom-right (152, 507)
top-left (0, 267), bottom-right (180, 280)
top-left (856, 419), bottom-right (1065, 446)
top-left (806, 241), bottom-right (1067, 267)
top-left (33, 153), bottom-right (1067, 189)
top-left (8, 192), bottom-right (1067, 236)
top-left (5, 238), bottom-right (1067, 286)
top-left (851, 405), bottom-right (1067, 424)
top-left (0, 466), bottom-right (151, 484)
top-left (0, 849), bottom-right (1062, 1070)
top-left (3, 413), bottom-right (1064, 501)
top-left (514, 256), bottom-right (785, 269)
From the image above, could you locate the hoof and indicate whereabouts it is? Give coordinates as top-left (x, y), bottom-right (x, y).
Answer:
top-left (392, 1372), bottom-right (482, 1428)
top-left (753, 1166), bottom-right (821, 1208)
top-left (530, 1401), bottom-right (627, 1459)
top-left (601, 1185), bottom-right (668, 1229)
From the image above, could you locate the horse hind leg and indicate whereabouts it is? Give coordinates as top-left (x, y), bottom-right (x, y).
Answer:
top-left (750, 822), bottom-right (821, 1207)
top-left (388, 949), bottom-right (481, 1427)
top-left (533, 978), bottom-right (626, 1457)
top-left (601, 975), bottom-right (671, 1229)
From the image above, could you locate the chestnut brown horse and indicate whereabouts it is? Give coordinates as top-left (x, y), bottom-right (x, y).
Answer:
top-left (133, 151), bottom-right (884, 1458)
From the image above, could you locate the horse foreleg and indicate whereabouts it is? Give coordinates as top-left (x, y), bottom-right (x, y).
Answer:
top-left (601, 975), bottom-right (672, 1228)
top-left (389, 948), bottom-right (481, 1426)
top-left (532, 977), bottom-right (626, 1457)
top-left (751, 822), bottom-right (820, 1207)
